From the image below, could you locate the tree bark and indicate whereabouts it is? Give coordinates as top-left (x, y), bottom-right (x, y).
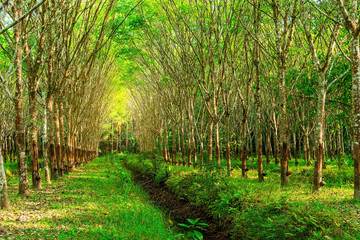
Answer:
top-left (241, 111), bottom-right (248, 177)
top-left (313, 76), bottom-right (326, 192)
top-left (293, 132), bottom-right (298, 166)
top-left (215, 120), bottom-right (220, 166)
top-left (350, 35), bottom-right (360, 199)
top-left (305, 133), bottom-right (311, 166)
top-left (177, 125), bottom-right (181, 166)
top-left (59, 103), bottom-right (66, 174)
top-left (208, 121), bottom-right (213, 164)
top-left (338, 129), bottom-right (342, 169)
top-left (29, 89), bottom-right (41, 189)
top-left (187, 135), bottom-right (192, 167)
top-left (42, 102), bottom-right (51, 184)
top-left (266, 126), bottom-right (272, 164)
top-left (226, 116), bottom-right (231, 175)
top-left (254, 1), bottom-right (263, 182)
top-left (55, 102), bottom-right (62, 176)
top-left (14, 0), bottom-right (30, 197)
top-left (172, 126), bottom-right (176, 165)
top-left (46, 95), bottom-right (57, 180)
top-left (181, 116), bottom-right (186, 166)
top-left (279, 66), bottom-right (289, 187)
top-left (0, 146), bottom-right (9, 209)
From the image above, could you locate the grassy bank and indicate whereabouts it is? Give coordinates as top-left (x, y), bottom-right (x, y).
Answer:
top-left (124, 153), bottom-right (360, 240)
top-left (2, 155), bottom-right (179, 240)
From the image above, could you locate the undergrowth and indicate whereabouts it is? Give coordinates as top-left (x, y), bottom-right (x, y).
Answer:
top-left (124, 152), bottom-right (360, 240)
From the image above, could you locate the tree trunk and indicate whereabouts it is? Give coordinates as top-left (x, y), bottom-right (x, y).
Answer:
top-left (29, 89), bottom-right (41, 189)
top-left (172, 126), bottom-right (176, 165)
top-left (177, 125), bottom-right (181, 166)
top-left (266, 126), bottom-right (272, 164)
top-left (313, 76), bottom-right (326, 192)
top-left (305, 133), bottom-right (311, 166)
top-left (256, 103), bottom-right (263, 182)
top-left (254, 1), bottom-right (269, 182)
top-left (274, 126), bottom-right (279, 164)
top-left (46, 95), bottom-right (57, 180)
top-left (226, 116), bottom-right (231, 175)
top-left (164, 121), bottom-right (169, 163)
top-left (215, 121), bottom-right (220, 166)
top-left (329, 134), bottom-right (333, 161)
top-left (187, 135), bottom-right (192, 167)
top-left (181, 117), bottom-right (186, 166)
top-left (254, 13), bottom-right (263, 181)
top-left (59, 103), bottom-right (66, 174)
top-left (67, 111), bottom-right (74, 171)
top-left (42, 99), bottom-right (51, 184)
top-left (279, 66), bottom-right (289, 187)
top-left (241, 115), bottom-right (248, 177)
top-left (191, 125), bottom-right (197, 168)
top-left (249, 133), bottom-right (254, 164)
top-left (14, 0), bottom-right (30, 196)
top-left (55, 102), bottom-right (62, 176)
top-left (9, 136), bottom-right (13, 163)
top-left (200, 140), bottom-right (204, 168)
top-left (3, 140), bottom-right (7, 164)
top-left (208, 121), bottom-right (213, 165)
top-left (338, 129), bottom-right (342, 169)
top-left (294, 132), bottom-right (298, 166)
top-left (350, 35), bottom-right (360, 199)
top-left (0, 146), bottom-right (9, 209)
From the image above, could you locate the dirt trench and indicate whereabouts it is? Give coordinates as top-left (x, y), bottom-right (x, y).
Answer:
top-left (124, 164), bottom-right (231, 240)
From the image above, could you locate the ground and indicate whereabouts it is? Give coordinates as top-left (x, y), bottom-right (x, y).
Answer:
top-left (1, 156), bottom-right (178, 240)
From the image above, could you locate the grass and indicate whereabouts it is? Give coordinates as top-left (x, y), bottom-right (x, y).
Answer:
top-left (2, 155), bottom-right (179, 240)
top-left (124, 152), bottom-right (360, 240)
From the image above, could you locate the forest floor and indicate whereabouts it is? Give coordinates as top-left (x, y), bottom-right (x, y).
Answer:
top-left (1, 156), bottom-right (179, 240)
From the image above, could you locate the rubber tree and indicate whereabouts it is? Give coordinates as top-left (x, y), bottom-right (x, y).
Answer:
top-left (302, 6), bottom-right (342, 192)
top-left (14, 0), bottom-right (30, 196)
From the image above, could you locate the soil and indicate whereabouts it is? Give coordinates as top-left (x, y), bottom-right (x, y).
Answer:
top-left (124, 164), bottom-right (231, 240)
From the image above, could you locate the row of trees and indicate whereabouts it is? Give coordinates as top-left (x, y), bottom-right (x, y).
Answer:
top-left (126, 0), bottom-right (360, 198)
top-left (0, 0), bottom-right (128, 209)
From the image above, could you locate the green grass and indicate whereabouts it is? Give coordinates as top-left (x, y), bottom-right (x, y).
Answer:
top-left (124, 152), bottom-right (360, 240)
top-left (2, 155), bottom-right (179, 240)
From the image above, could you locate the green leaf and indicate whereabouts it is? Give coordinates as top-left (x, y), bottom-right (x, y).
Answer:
top-left (188, 232), bottom-right (195, 238)
top-left (196, 223), bottom-right (209, 226)
top-left (178, 223), bottom-right (190, 228)
top-left (187, 218), bottom-right (200, 225)
top-left (174, 234), bottom-right (184, 238)
top-left (193, 230), bottom-right (203, 240)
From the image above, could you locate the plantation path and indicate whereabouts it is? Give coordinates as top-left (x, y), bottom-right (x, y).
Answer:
top-left (0, 157), bottom-right (178, 240)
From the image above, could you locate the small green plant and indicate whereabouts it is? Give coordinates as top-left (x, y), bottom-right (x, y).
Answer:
top-left (175, 218), bottom-right (209, 240)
